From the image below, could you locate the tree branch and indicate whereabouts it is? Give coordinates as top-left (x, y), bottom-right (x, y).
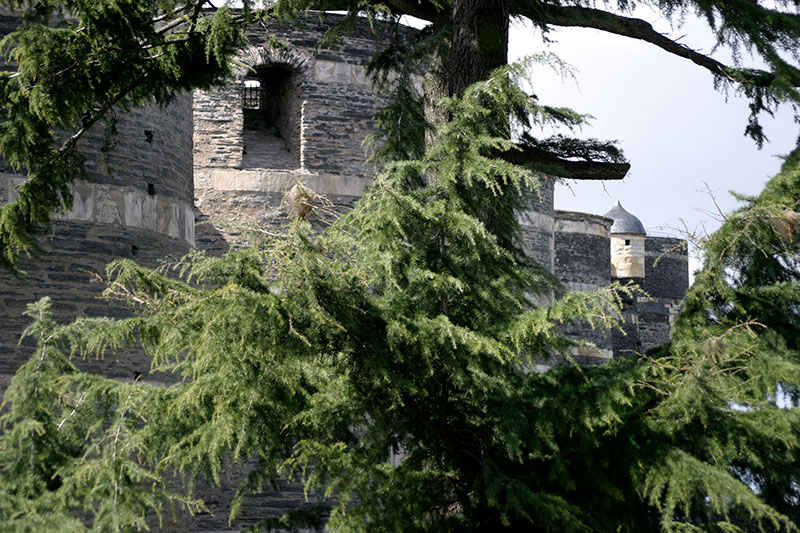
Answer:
top-left (514, 3), bottom-right (800, 88)
top-left (500, 143), bottom-right (630, 180)
top-left (385, 0), bottom-right (439, 22)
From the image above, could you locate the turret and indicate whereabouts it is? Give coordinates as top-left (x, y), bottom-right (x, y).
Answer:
top-left (604, 200), bottom-right (646, 279)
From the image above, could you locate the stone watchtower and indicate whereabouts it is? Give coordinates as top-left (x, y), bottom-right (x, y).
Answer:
top-left (604, 201), bottom-right (689, 355)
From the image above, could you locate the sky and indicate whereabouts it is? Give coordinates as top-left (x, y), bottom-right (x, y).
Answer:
top-left (505, 7), bottom-right (798, 273)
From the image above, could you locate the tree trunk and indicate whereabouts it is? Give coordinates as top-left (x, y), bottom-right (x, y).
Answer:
top-left (424, 0), bottom-right (509, 124)
top-left (423, 0), bottom-right (510, 135)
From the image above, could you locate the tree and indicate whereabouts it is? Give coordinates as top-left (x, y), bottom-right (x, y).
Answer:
top-left (0, 0), bottom-right (799, 531)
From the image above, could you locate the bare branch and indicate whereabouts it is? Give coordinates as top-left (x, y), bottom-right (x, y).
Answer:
top-left (514, 3), bottom-right (800, 88)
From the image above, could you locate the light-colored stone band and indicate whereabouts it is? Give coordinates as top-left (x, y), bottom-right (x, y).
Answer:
top-left (554, 218), bottom-right (610, 238)
top-left (517, 210), bottom-right (554, 233)
top-left (313, 59), bottom-right (424, 90)
top-left (206, 168), bottom-right (370, 198)
top-left (2, 174), bottom-right (194, 246)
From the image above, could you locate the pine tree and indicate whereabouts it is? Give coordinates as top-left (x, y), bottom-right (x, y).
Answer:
top-left (0, 1), bottom-right (799, 531)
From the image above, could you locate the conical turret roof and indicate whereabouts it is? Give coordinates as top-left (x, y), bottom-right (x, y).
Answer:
top-left (603, 200), bottom-right (646, 235)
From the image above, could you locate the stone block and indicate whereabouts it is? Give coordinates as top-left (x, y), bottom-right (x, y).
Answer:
top-left (352, 64), bottom-right (367, 86)
top-left (157, 199), bottom-right (179, 239)
top-left (315, 60), bottom-right (336, 82)
top-left (184, 204), bottom-right (195, 246)
top-left (124, 191), bottom-right (143, 228)
top-left (336, 62), bottom-right (353, 84)
top-left (143, 195), bottom-right (158, 231)
top-left (94, 189), bottom-right (122, 225)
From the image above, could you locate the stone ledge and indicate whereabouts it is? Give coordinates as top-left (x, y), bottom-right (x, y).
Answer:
top-left (206, 168), bottom-right (372, 197)
top-left (2, 174), bottom-right (194, 246)
top-left (517, 210), bottom-right (554, 232)
top-left (554, 217), bottom-right (610, 238)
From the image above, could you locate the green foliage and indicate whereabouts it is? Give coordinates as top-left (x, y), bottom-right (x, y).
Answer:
top-left (1, 0), bottom-right (800, 531)
top-left (0, 64), bottom-right (637, 531)
top-left (634, 147), bottom-right (800, 531)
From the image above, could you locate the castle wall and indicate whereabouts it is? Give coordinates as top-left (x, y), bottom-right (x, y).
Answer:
top-left (518, 179), bottom-right (555, 273)
top-left (0, 92), bottom-right (195, 388)
top-left (610, 282), bottom-right (641, 357)
top-left (643, 236), bottom-right (689, 300)
top-left (638, 236), bottom-right (689, 351)
top-left (554, 210), bottom-right (614, 362)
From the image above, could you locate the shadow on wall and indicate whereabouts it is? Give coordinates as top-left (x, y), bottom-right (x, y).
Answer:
top-left (242, 64), bottom-right (302, 170)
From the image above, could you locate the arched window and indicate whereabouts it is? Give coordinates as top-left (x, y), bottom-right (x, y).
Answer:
top-left (241, 65), bottom-right (301, 169)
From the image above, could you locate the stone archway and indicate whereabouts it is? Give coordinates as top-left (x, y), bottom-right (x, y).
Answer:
top-left (237, 45), bottom-right (312, 169)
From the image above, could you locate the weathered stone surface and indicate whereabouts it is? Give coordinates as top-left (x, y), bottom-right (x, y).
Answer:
top-left (610, 234), bottom-right (646, 278)
top-left (554, 211), bottom-right (614, 354)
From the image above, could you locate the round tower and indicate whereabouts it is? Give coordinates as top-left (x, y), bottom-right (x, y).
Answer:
top-left (604, 200), bottom-right (646, 280)
top-left (0, 12), bottom-right (195, 390)
top-left (553, 210), bottom-right (614, 362)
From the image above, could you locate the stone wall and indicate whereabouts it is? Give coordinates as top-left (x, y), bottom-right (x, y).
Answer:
top-left (638, 236), bottom-right (689, 350)
top-left (0, 88), bottom-right (194, 388)
top-left (611, 281), bottom-right (642, 357)
top-left (643, 236), bottom-right (689, 300)
top-left (517, 178), bottom-right (555, 273)
top-left (193, 15), bottom-right (412, 241)
top-left (0, 222), bottom-right (191, 388)
top-left (554, 210), bottom-right (614, 362)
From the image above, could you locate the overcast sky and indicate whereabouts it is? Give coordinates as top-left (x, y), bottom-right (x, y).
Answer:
top-left (506, 7), bottom-right (798, 272)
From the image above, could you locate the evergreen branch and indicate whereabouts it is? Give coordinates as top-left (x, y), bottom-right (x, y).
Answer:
top-left (0, 71), bottom-right (149, 273)
top-left (154, 0), bottom-right (210, 35)
top-left (500, 142), bottom-right (630, 180)
top-left (55, 73), bottom-right (149, 164)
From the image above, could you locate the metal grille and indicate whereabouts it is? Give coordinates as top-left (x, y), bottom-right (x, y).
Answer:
top-left (242, 85), bottom-right (263, 109)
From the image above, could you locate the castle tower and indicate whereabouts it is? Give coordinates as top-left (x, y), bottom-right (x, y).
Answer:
top-left (0, 11), bottom-right (195, 387)
top-left (0, 95), bottom-right (195, 387)
top-left (602, 200), bottom-right (689, 355)
top-left (604, 200), bottom-right (647, 355)
top-left (192, 16), bottom-right (409, 251)
top-left (553, 210), bottom-right (614, 362)
top-left (606, 200), bottom-right (647, 280)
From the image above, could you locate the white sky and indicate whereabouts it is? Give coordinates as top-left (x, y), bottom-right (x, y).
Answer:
top-left (506, 8), bottom-right (798, 273)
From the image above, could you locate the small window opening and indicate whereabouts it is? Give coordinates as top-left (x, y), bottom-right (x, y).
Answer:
top-left (241, 65), bottom-right (300, 170)
top-left (147, 183), bottom-right (156, 196)
top-left (624, 239), bottom-right (631, 246)
top-left (130, 244), bottom-right (139, 255)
